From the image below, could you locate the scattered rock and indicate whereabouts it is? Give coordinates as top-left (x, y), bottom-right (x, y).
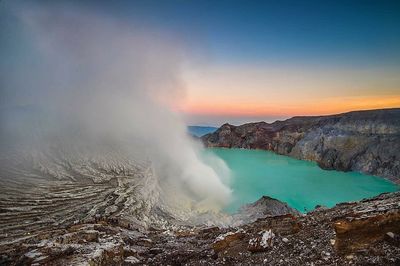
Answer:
top-left (248, 229), bottom-right (275, 252)
top-left (213, 229), bottom-right (246, 253)
top-left (385, 231), bottom-right (400, 246)
top-left (56, 230), bottom-right (99, 244)
top-left (387, 232), bottom-right (395, 239)
top-left (125, 256), bottom-right (140, 264)
top-left (2, 192), bottom-right (400, 265)
top-left (89, 243), bottom-right (125, 265)
top-left (334, 210), bottom-right (400, 254)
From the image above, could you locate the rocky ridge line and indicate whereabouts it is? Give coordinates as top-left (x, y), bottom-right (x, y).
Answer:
top-left (202, 108), bottom-right (400, 183)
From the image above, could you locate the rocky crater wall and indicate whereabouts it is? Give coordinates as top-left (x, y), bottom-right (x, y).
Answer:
top-left (202, 108), bottom-right (400, 183)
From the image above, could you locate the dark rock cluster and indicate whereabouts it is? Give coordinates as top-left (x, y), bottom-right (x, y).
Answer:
top-left (202, 108), bottom-right (400, 183)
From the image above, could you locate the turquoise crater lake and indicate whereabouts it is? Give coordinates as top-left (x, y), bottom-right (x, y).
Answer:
top-left (205, 148), bottom-right (399, 213)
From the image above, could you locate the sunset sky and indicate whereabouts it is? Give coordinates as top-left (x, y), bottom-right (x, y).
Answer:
top-left (1, 0), bottom-right (400, 126)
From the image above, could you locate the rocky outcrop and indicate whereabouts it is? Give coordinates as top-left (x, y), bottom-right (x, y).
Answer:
top-left (332, 193), bottom-right (400, 255)
top-left (2, 192), bottom-right (399, 265)
top-left (235, 196), bottom-right (301, 223)
top-left (202, 108), bottom-right (400, 183)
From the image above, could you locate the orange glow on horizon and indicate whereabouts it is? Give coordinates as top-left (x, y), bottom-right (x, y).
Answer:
top-left (180, 95), bottom-right (400, 117)
top-left (179, 64), bottom-right (400, 120)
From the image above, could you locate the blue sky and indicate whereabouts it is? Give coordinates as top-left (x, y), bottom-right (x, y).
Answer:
top-left (4, 0), bottom-right (398, 65)
top-left (1, 0), bottom-right (400, 126)
top-left (67, 0), bottom-right (400, 66)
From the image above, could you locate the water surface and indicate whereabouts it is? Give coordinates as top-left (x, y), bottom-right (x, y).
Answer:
top-left (206, 148), bottom-right (399, 213)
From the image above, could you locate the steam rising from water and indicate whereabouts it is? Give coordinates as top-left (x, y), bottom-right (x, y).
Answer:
top-left (0, 3), bottom-right (231, 216)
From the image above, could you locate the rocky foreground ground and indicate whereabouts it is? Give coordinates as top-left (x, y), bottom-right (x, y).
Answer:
top-left (202, 108), bottom-right (400, 183)
top-left (1, 192), bottom-right (399, 265)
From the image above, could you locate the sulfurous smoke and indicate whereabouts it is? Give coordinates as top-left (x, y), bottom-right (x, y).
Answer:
top-left (0, 2), bottom-right (231, 218)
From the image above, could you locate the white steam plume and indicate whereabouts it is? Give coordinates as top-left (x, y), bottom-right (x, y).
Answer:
top-left (0, 3), bottom-right (231, 214)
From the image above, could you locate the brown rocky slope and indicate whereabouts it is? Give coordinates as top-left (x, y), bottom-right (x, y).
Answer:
top-left (202, 108), bottom-right (400, 183)
top-left (1, 192), bottom-right (399, 265)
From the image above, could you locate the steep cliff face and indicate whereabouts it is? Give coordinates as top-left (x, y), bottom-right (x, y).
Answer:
top-left (202, 108), bottom-right (400, 183)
